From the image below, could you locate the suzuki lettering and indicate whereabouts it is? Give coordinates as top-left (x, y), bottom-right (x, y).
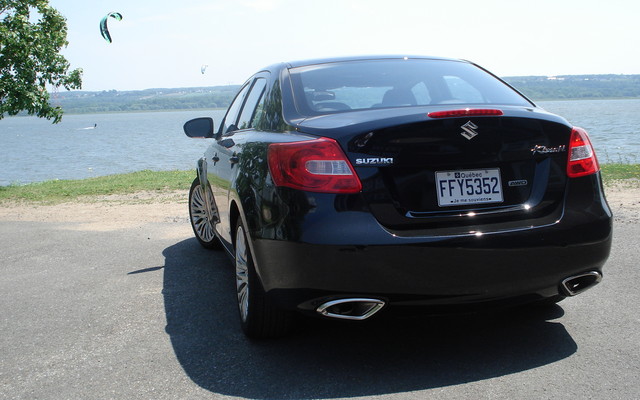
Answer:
top-left (355, 157), bottom-right (394, 165)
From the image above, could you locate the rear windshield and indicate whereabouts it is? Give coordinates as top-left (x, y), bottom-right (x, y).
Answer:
top-left (289, 59), bottom-right (531, 116)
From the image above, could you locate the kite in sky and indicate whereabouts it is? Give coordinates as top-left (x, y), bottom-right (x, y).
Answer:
top-left (100, 12), bottom-right (123, 43)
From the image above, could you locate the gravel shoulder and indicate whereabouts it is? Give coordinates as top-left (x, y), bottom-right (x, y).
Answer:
top-left (0, 183), bottom-right (637, 225)
top-left (603, 180), bottom-right (640, 224)
top-left (0, 190), bottom-right (189, 229)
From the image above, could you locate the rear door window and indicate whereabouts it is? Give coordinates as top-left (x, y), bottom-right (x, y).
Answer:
top-left (237, 78), bottom-right (267, 130)
top-left (221, 83), bottom-right (251, 135)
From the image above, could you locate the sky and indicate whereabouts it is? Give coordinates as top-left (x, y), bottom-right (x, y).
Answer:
top-left (48, 0), bottom-right (640, 92)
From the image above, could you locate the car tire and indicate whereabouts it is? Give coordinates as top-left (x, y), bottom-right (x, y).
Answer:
top-left (234, 219), bottom-right (293, 338)
top-left (189, 178), bottom-right (222, 249)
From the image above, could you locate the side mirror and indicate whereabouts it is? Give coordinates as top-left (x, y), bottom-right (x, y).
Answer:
top-left (183, 117), bottom-right (214, 138)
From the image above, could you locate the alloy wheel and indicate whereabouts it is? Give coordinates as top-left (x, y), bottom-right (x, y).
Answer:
top-left (190, 184), bottom-right (215, 243)
top-left (235, 225), bottom-right (250, 322)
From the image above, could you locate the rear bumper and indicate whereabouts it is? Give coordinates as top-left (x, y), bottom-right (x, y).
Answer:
top-left (248, 175), bottom-right (612, 312)
top-left (253, 224), bottom-right (610, 310)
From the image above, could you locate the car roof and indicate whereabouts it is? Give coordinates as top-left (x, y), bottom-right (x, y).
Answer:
top-left (258, 55), bottom-right (471, 77)
top-left (283, 55), bottom-right (466, 69)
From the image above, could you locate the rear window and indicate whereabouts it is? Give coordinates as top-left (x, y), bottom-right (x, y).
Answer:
top-left (289, 59), bottom-right (531, 116)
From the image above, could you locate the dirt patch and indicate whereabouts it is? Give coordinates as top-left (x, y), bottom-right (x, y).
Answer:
top-left (0, 190), bottom-right (190, 238)
top-left (604, 180), bottom-right (640, 225)
top-left (0, 185), bottom-right (638, 228)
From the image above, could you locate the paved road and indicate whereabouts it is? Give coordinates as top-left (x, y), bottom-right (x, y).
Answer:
top-left (1, 214), bottom-right (638, 399)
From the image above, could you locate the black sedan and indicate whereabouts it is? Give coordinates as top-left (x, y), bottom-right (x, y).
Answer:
top-left (183, 56), bottom-right (612, 338)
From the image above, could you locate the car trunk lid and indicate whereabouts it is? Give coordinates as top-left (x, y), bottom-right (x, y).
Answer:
top-left (295, 107), bottom-right (572, 232)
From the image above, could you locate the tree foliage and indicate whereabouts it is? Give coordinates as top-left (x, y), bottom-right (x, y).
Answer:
top-left (0, 0), bottom-right (82, 123)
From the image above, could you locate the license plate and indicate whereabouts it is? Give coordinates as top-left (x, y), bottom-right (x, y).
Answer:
top-left (435, 169), bottom-right (503, 207)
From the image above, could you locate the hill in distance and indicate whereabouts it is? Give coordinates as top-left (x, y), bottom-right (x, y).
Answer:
top-left (51, 74), bottom-right (640, 114)
top-left (51, 85), bottom-right (242, 114)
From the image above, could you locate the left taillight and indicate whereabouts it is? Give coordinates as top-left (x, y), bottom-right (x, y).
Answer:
top-left (267, 137), bottom-right (362, 193)
top-left (567, 127), bottom-right (600, 178)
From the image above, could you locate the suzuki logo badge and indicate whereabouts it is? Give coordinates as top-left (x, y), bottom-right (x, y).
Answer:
top-left (460, 121), bottom-right (479, 140)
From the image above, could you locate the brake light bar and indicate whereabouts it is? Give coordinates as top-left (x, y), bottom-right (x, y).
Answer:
top-left (268, 137), bottom-right (362, 193)
top-left (427, 109), bottom-right (504, 118)
top-left (567, 127), bottom-right (600, 178)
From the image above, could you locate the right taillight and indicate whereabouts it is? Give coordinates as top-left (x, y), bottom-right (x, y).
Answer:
top-left (267, 137), bottom-right (362, 193)
top-left (567, 127), bottom-right (600, 178)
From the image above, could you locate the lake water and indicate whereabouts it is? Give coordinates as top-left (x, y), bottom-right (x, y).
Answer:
top-left (0, 99), bottom-right (638, 186)
top-left (537, 99), bottom-right (640, 164)
top-left (0, 110), bottom-right (226, 186)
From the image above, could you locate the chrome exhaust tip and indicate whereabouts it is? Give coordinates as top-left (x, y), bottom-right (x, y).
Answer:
top-left (561, 271), bottom-right (602, 296)
top-left (316, 298), bottom-right (386, 321)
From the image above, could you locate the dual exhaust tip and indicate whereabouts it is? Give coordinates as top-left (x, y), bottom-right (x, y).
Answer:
top-left (315, 271), bottom-right (602, 320)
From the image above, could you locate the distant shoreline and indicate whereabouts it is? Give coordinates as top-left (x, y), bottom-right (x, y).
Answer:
top-left (51, 97), bottom-right (636, 116)
top-left (7, 107), bottom-right (228, 118)
top-left (56, 97), bottom-right (637, 116)
top-left (5, 97), bottom-right (631, 118)
top-left (536, 96), bottom-right (640, 102)
top-left (57, 99), bottom-right (640, 115)
top-left (37, 73), bottom-right (640, 116)
top-left (61, 107), bottom-right (228, 116)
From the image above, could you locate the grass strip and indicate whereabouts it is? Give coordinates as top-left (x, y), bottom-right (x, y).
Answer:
top-left (0, 170), bottom-right (195, 204)
top-left (1, 164), bottom-right (638, 204)
top-left (600, 164), bottom-right (640, 180)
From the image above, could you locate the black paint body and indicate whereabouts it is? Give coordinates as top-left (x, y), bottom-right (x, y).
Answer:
top-left (186, 56), bottom-right (612, 315)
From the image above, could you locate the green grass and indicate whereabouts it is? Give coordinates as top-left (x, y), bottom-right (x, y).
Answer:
top-left (600, 163), bottom-right (640, 181)
top-left (1, 165), bottom-right (638, 204)
top-left (0, 170), bottom-right (195, 204)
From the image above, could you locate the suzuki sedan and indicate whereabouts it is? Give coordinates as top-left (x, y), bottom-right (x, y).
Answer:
top-left (183, 56), bottom-right (612, 338)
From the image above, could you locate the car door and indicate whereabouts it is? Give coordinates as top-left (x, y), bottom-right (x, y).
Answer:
top-left (208, 75), bottom-right (268, 246)
top-left (205, 81), bottom-right (251, 247)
